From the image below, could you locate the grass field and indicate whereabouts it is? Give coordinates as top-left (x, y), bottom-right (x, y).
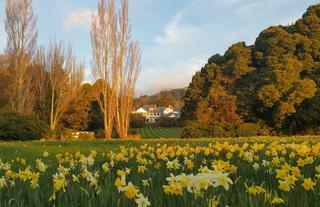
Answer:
top-left (136, 127), bottom-right (183, 138)
top-left (0, 136), bottom-right (320, 207)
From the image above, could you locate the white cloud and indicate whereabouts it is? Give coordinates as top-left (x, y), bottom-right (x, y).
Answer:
top-left (135, 9), bottom-right (208, 95)
top-left (137, 1), bottom-right (251, 95)
top-left (136, 56), bottom-right (206, 95)
top-left (63, 9), bottom-right (93, 30)
top-left (154, 11), bottom-right (184, 45)
top-left (145, 11), bottom-right (206, 62)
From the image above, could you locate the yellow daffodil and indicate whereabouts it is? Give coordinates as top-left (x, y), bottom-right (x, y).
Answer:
top-left (272, 196), bottom-right (284, 204)
top-left (123, 182), bottom-right (139, 199)
top-left (0, 177), bottom-right (6, 188)
top-left (302, 178), bottom-right (316, 191)
top-left (278, 180), bottom-right (290, 192)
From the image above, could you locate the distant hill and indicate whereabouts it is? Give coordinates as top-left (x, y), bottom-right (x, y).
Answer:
top-left (134, 87), bottom-right (187, 109)
top-left (159, 87), bottom-right (187, 100)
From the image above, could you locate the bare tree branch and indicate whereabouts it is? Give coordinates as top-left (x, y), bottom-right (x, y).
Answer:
top-left (5, 0), bottom-right (38, 113)
top-left (46, 41), bottom-right (84, 131)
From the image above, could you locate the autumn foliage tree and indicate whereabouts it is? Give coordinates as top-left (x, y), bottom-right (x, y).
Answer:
top-left (183, 3), bottom-right (320, 137)
top-left (60, 84), bottom-right (94, 131)
top-left (196, 84), bottom-right (241, 127)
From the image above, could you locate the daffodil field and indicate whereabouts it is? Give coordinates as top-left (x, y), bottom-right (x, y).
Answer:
top-left (0, 137), bottom-right (320, 207)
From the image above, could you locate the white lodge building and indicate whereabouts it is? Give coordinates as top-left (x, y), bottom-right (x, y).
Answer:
top-left (132, 105), bottom-right (181, 123)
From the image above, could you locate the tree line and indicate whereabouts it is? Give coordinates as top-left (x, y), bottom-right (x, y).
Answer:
top-left (133, 88), bottom-right (186, 109)
top-left (0, 0), bottom-right (140, 140)
top-left (182, 4), bottom-right (320, 137)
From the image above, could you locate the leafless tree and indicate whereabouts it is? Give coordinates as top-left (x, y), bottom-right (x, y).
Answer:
top-left (91, 0), bottom-right (118, 138)
top-left (46, 41), bottom-right (84, 131)
top-left (5, 0), bottom-right (38, 113)
top-left (91, 0), bottom-right (141, 139)
top-left (116, 42), bottom-right (141, 138)
top-left (32, 46), bottom-right (49, 121)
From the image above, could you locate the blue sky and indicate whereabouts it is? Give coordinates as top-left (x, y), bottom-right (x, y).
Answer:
top-left (0, 0), bottom-right (319, 95)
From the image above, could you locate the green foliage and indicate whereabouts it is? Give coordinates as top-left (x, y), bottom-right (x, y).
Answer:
top-left (87, 100), bottom-right (104, 131)
top-left (0, 112), bottom-right (50, 141)
top-left (183, 4), bottom-right (320, 136)
top-left (182, 122), bottom-right (229, 138)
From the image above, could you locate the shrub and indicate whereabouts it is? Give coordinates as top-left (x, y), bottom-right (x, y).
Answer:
top-left (156, 116), bottom-right (182, 127)
top-left (182, 122), bottom-right (228, 138)
top-left (130, 114), bottom-right (146, 128)
top-left (205, 125), bottom-right (228, 137)
top-left (79, 133), bottom-right (95, 141)
top-left (127, 128), bottom-right (141, 139)
top-left (258, 123), bottom-right (275, 136)
top-left (54, 129), bottom-right (74, 140)
top-left (301, 126), bottom-right (320, 135)
top-left (0, 112), bottom-right (50, 141)
top-left (92, 128), bottom-right (118, 139)
top-left (94, 129), bottom-right (105, 139)
top-left (181, 122), bottom-right (203, 138)
top-left (236, 123), bottom-right (260, 137)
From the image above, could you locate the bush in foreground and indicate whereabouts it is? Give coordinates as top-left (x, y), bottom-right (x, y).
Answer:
top-left (0, 112), bottom-right (50, 141)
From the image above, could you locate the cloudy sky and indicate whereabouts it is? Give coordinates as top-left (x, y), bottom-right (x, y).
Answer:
top-left (0, 0), bottom-right (318, 95)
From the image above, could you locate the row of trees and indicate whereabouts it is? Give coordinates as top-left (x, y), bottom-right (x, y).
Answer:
top-left (0, 0), bottom-right (141, 139)
top-left (182, 3), bottom-right (320, 137)
top-left (1, 0), bottom-right (84, 132)
top-left (91, 0), bottom-right (141, 138)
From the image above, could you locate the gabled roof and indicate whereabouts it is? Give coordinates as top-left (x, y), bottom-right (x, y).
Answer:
top-left (135, 107), bottom-right (147, 113)
top-left (156, 107), bottom-right (167, 114)
top-left (166, 111), bottom-right (181, 118)
top-left (134, 105), bottom-right (181, 114)
top-left (141, 105), bottom-right (152, 111)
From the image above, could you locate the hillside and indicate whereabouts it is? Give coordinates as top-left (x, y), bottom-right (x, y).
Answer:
top-left (134, 87), bottom-right (187, 109)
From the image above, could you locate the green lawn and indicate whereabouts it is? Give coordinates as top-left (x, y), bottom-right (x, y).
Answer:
top-left (1, 135), bottom-right (319, 161)
top-left (136, 126), bottom-right (183, 138)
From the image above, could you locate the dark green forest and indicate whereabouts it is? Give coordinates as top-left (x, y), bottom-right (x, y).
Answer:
top-left (182, 4), bottom-right (320, 137)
